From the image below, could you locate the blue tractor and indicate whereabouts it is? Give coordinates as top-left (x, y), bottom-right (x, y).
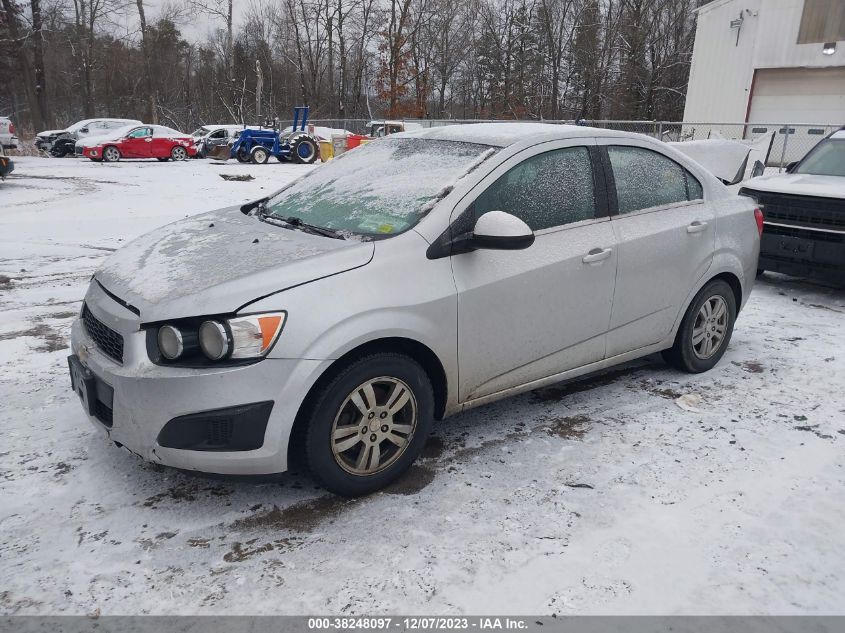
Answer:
top-left (227, 107), bottom-right (320, 165)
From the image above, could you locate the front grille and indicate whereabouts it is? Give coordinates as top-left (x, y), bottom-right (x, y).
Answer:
top-left (742, 188), bottom-right (845, 231)
top-left (82, 303), bottom-right (124, 364)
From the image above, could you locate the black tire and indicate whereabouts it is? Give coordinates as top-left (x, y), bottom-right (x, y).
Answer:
top-left (662, 279), bottom-right (737, 373)
top-left (51, 145), bottom-right (69, 158)
top-left (301, 353), bottom-right (434, 497)
top-left (157, 157), bottom-right (170, 162)
top-left (102, 146), bottom-right (121, 163)
top-left (250, 146), bottom-right (270, 164)
top-left (236, 148), bottom-right (251, 163)
top-left (290, 135), bottom-right (319, 164)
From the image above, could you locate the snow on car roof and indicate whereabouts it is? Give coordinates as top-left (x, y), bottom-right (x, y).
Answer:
top-left (398, 122), bottom-right (630, 147)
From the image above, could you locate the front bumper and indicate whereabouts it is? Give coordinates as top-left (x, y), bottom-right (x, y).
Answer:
top-left (69, 283), bottom-right (331, 474)
top-left (760, 223), bottom-right (845, 285)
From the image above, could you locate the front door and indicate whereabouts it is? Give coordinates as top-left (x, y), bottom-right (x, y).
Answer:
top-left (451, 140), bottom-right (618, 402)
top-left (122, 127), bottom-right (154, 158)
top-left (596, 139), bottom-right (715, 357)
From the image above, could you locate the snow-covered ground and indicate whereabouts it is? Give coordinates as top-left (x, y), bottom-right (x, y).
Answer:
top-left (1, 157), bottom-right (844, 615)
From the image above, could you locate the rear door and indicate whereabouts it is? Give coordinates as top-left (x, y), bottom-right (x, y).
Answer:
top-left (450, 140), bottom-right (618, 402)
top-left (596, 138), bottom-right (714, 357)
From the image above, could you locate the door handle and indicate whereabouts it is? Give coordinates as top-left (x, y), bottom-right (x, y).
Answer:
top-left (687, 220), bottom-right (708, 233)
top-left (582, 247), bottom-right (612, 264)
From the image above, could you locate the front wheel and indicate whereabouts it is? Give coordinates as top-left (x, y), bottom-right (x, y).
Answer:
top-left (236, 148), bottom-right (251, 163)
top-left (250, 146), bottom-right (269, 164)
top-left (662, 279), bottom-right (737, 373)
top-left (302, 353), bottom-right (434, 496)
top-left (170, 146), bottom-right (188, 161)
top-left (102, 146), bottom-right (121, 163)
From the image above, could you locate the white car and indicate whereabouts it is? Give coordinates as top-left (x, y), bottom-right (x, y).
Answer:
top-left (35, 118), bottom-right (141, 156)
top-left (190, 124), bottom-right (255, 158)
top-left (0, 116), bottom-right (19, 150)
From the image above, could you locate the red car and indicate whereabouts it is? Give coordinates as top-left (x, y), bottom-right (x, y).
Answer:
top-left (77, 124), bottom-right (198, 162)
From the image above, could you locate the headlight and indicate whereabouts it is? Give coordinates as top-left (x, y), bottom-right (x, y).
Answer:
top-left (154, 312), bottom-right (286, 364)
top-left (199, 313), bottom-right (286, 360)
top-left (157, 325), bottom-right (184, 360)
top-left (199, 320), bottom-right (230, 360)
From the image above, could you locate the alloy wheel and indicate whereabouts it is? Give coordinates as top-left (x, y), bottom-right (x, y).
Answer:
top-left (103, 147), bottom-right (120, 162)
top-left (171, 146), bottom-right (187, 161)
top-left (692, 295), bottom-right (728, 359)
top-left (330, 376), bottom-right (417, 476)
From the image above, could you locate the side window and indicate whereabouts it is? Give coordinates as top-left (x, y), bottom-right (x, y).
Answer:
top-left (128, 127), bottom-right (152, 138)
top-left (607, 146), bottom-right (702, 214)
top-left (474, 146), bottom-right (596, 231)
top-left (210, 129), bottom-right (226, 139)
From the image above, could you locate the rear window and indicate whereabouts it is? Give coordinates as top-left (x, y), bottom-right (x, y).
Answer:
top-left (266, 138), bottom-right (496, 237)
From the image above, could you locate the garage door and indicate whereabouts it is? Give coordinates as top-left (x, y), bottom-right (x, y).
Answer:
top-left (746, 67), bottom-right (845, 164)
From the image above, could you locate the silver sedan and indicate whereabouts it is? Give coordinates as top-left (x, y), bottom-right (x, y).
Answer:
top-left (69, 123), bottom-right (762, 495)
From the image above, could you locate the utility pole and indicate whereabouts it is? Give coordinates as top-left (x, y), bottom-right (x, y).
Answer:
top-left (255, 59), bottom-right (263, 123)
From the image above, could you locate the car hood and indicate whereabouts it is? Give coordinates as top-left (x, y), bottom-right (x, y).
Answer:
top-left (94, 206), bottom-right (374, 322)
top-left (77, 133), bottom-right (124, 147)
top-left (742, 173), bottom-right (844, 199)
top-left (37, 129), bottom-right (67, 138)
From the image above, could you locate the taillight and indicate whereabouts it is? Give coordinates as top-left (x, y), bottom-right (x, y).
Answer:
top-left (8, 122), bottom-right (15, 134)
top-left (754, 208), bottom-right (764, 237)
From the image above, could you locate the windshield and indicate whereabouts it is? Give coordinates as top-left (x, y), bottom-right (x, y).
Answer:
top-left (795, 139), bottom-right (845, 177)
top-left (265, 138), bottom-right (496, 237)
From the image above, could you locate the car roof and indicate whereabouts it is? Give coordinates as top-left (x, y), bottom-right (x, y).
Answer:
top-left (398, 122), bottom-right (632, 147)
top-left (830, 130), bottom-right (845, 140)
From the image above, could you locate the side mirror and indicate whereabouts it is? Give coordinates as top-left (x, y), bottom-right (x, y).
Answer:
top-left (471, 211), bottom-right (534, 250)
top-left (785, 161), bottom-right (798, 173)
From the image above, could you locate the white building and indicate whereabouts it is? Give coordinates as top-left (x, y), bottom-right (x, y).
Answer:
top-left (683, 0), bottom-right (844, 159)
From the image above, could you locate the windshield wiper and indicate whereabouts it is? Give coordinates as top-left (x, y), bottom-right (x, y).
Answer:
top-left (281, 216), bottom-right (346, 240)
top-left (255, 206), bottom-right (345, 240)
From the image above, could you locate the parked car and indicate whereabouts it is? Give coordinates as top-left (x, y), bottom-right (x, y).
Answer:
top-left (35, 118), bottom-right (142, 156)
top-left (76, 124), bottom-right (198, 162)
top-left (191, 124), bottom-right (250, 158)
top-left (69, 123), bottom-right (761, 496)
top-left (365, 119), bottom-right (423, 137)
top-left (740, 128), bottom-right (845, 286)
top-left (0, 145), bottom-right (13, 179)
top-left (0, 116), bottom-right (19, 150)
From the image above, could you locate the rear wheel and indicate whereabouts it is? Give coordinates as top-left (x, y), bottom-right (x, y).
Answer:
top-left (302, 353), bottom-right (434, 496)
top-left (157, 157), bottom-right (169, 162)
top-left (250, 146), bottom-right (269, 164)
top-left (662, 279), bottom-right (736, 373)
top-left (291, 135), bottom-right (319, 164)
top-left (102, 146), bottom-right (121, 163)
top-left (170, 146), bottom-right (188, 161)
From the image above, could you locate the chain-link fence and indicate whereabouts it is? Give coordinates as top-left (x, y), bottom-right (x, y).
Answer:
top-left (295, 117), bottom-right (839, 168)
